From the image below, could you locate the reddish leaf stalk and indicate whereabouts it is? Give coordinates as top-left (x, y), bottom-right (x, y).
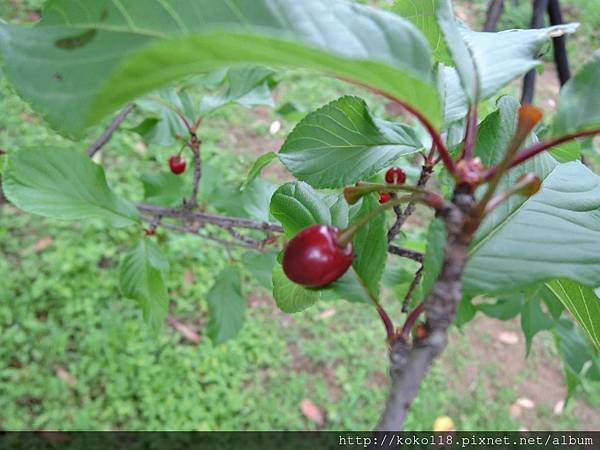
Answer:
top-left (346, 79), bottom-right (456, 175)
top-left (399, 302), bottom-right (425, 341)
top-left (377, 304), bottom-right (396, 345)
top-left (462, 106), bottom-right (479, 161)
top-left (486, 127), bottom-right (600, 179)
top-left (376, 90), bottom-right (456, 175)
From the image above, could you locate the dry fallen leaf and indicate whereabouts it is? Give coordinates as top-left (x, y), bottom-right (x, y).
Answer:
top-left (554, 400), bottom-right (565, 416)
top-left (433, 416), bottom-right (455, 431)
top-left (55, 366), bottom-right (77, 387)
top-left (318, 308), bottom-right (336, 320)
top-left (168, 316), bottom-right (201, 345)
top-left (183, 269), bottom-right (196, 287)
top-left (498, 331), bottom-right (519, 345)
top-left (23, 237), bottom-right (54, 254)
top-left (300, 399), bottom-right (325, 426)
top-left (509, 403), bottom-right (522, 419)
top-left (516, 397), bottom-right (535, 409)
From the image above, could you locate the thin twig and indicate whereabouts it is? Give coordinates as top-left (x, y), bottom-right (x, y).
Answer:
top-left (137, 203), bottom-right (284, 233)
top-left (401, 267), bottom-right (424, 313)
top-left (156, 221), bottom-right (263, 250)
top-left (387, 246), bottom-right (424, 263)
top-left (387, 166), bottom-right (433, 242)
top-left (87, 104), bottom-right (135, 157)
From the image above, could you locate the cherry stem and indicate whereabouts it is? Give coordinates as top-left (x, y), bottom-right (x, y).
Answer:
top-left (354, 269), bottom-right (395, 344)
top-left (337, 195), bottom-right (419, 247)
top-left (344, 183), bottom-right (430, 204)
top-left (399, 302), bottom-right (425, 342)
top-left (462, 105), bottom-right (479, 161)
top-left (485, 127), bottom-right (600, 180)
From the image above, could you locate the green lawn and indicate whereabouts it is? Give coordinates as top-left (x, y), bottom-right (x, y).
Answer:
top-left (0, 0), bottom-right (598, 431)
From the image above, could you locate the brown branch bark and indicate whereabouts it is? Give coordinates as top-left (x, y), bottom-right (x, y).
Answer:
top-left (87, 104), bottom-right (135, 157)
top-left (376, 188), bottom-right (475, 431)
top-left (187, 135), bottom-right (202, 210)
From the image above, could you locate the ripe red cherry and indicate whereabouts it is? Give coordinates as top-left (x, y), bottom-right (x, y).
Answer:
top-left (282, 225), bottom-right (354, 288)
top-left (169, 155), bottom-right (187, 175)
top-left (379, 192), bottom-right (392, 204)
top-left (385, 167), bottom-right (407, 185)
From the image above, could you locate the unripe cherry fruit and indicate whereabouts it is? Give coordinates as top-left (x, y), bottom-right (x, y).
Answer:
top-left (379, 192), bottom-right (392, 204)
top-left (282, 225), bottom-right (354, 288)
top-left (169, 155), bottom-right (187, 175)
top-left (385, 167), bottom-right (407, 185)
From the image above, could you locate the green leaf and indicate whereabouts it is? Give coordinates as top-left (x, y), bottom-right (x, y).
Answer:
top-left (200, 66), bottom-right (274, 114)
top-left (466, 161), bottom-right (600, 293)
top-left (272, 264), bottom-right (319, 313)
top-left (2, 147), bottom-right (140, 227)
top-left (465, 97), bottom-right (600, 293)
top-left (440, 24), bottom-right (578, 123)
top-left (477, 295), bottom-right (525, 321)
top-left (206, 267), bottom-right (246, 345)
top-left (552, 50), bottom-right (600, 136)
top-left (241, 151), bottom-right (278, 191)
top-left (119, 238), bottom-right (170, 330)
top-left (0, 0), bottom-right (440, 135)
top-left (351, 194), bottom-right (387, 296)
top-left (521, 295), bottom-right (555, 355)
top-left (241, 178), bottom-right (277, 222)
top-left (421, 218), bottom-right (447, 298)
top-left (140, 172), bottom-right (187, 207)
top-left (135, 88), bottom-right (194, 146)
top-left (322, 269), bottom-right (371, 304)
top-left (279, 96), bottom-right (422, 188)
top-left (455, 296), bottom-right (477, 328)
top-left (269, 182), bottom-right (331, 238)
top-left (242, 251), bottom-right (278, 290)
top-left (321, 193), bottom-right (350, 230)
top-left (436, 0), bottom-right (477, 103)
top-left (546, 279), bottom-right (600, 351)
top-left (393, 0), bottom-right (452, 65)
top-left (554, 318), bottom-right (600, 396)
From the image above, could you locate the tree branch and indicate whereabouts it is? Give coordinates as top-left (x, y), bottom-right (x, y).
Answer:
top-left (137, 203), bottom-right (283, 233)
top-left (521, 0), bottom-right (549, 104)
top-left (86, 104), bottom-right (135, 157)
top-left (483, 0), bottom-right (505, 32)
top-left (376, 188), bottom-right (475, 431)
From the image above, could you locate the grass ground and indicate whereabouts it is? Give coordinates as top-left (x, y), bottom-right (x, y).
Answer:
top-left (0, 0), bottom-right (598, 431)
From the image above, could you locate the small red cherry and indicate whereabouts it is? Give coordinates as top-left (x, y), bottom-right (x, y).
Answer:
top-left (282, 225), bottom-right (354, 288)
top-left (379, 192), bottom-right (392, 204)
top-left (169, 155), bottom-right (187, 175)
top-left (385, 167), bottom-right (407, 185)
